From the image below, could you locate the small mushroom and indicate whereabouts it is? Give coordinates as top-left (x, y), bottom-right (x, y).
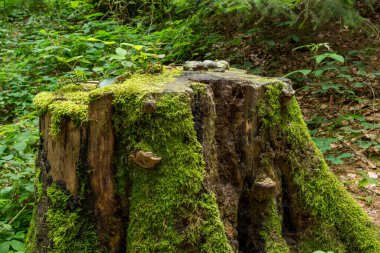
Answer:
top-left (252, 176), bottom-right (277, 201)
top-left (143, 100), bottom-right (157, 114)
top-left (129, 150), bottom-right (162, 169)
top-left (254, 177), bottom-right (276, 189)
top-left (281, 87), bottom-right (295, 107)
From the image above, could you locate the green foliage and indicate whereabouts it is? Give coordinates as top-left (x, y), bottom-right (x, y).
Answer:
top-left (0, 115), bottom-right (38, 253)
top-left (286, 43), bottom-right (380, 171)
top-left (357, 171), bottom-right (379, 188)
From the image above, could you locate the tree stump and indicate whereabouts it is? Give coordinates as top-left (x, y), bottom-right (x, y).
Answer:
top-left (27, 68), bottom-right (380, 253)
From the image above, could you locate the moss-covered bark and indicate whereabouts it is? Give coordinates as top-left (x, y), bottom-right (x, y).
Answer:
top-left (28, 69), bottom-right (380, 253)
top-left (257, 83), bottom-right (380, 252)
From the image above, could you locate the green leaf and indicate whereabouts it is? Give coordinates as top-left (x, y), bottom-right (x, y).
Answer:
top-left (109, 54), bottom-right (126, 61)
top-left (358, 171), bottom-right (379, 187)
top-left (312, 137), bottom-right (337, 154)
top-left (10, 240), bottom-right (25, 252)
top-left (12, 141), bottom-right (27, 153)
top-left (24, 182), bottom-right (35, 193)
top-left (0, 186), bottom-right (14, 196)
top-left (120, 43), bottom-right (145, 51)
top-left (284, 69), bottom-right (311, 77)
top-left (337, 153), bottom-right (353, 159)
top-left (115, 47), bottom-right (127, 57)
top-left (69, 1), bottom-right (81, 8)
top-left (2, 154), bottom-right (14, 160)
top-left (14, 232), bottom-right (25, 240)
top-left (357, 141), bottom-right (374, 149)
top-left (0, 144), bottom-right (6, 156)
top-left (326, 155), bottom-right (343, 165)
top-left (0, 242), bottom-right (10, 253)
top-left (92, 67), bottom-right (104, 72)
top-left (315, 53), bottom-right (345, 64)
top-left (132, 45), bottom-right (144, 51)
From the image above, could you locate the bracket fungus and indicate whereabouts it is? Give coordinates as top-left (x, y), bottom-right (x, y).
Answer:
top-left (129, 150), bottom-right (162, 169)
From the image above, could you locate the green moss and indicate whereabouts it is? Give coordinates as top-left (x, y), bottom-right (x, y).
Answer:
top-left (25, 207), bottom-right (37, 252)
top-left (259, 83), bottom-right (380, 252)
top-left (33, 91), bottom-right (89, 136)
top-left (26, 169), bottom-right (42, 252)
top-left (34, 168), bottom-right (43, 202)
top-left (257, 82), bottom-right (283, 128)
top-left (46, 183), bottom-right (99, 253)
top-left (33, 69), bottom-right (182, 137)
top-left (260, 200), bottom-right (290, 253)
top-left (298, 221), bottom-right (346, 253)
top-left (89, 68), bottom-right (182, 101)
top-left (190, 82), bottom-right (207, 95)
top-left (112, 84), bottom-right (231, 252)
top-left (33, 92), bottom-right (57, 114)
top-left (48, 100), bottom-right (88, 136)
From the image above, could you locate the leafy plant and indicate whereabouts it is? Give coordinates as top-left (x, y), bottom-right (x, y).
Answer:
top-left (358, 171), bottom-right (379, 187)
top-left (325, 152), bottom-right (353, 165)
top-left (0, 115), bottom-right (38, 253)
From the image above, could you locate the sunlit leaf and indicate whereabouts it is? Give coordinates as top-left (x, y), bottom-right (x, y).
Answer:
top-left (115, 47), bottom-right (127, 57)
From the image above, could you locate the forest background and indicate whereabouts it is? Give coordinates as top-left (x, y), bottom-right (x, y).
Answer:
top-left (0, 0), bottom-right (379, 252)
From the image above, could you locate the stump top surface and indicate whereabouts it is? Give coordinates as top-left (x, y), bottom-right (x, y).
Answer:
top-left (33, 68), bottom-right (288, 136)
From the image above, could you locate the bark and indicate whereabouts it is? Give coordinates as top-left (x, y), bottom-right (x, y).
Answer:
top-left (27, 69), bottom-right (380, 253)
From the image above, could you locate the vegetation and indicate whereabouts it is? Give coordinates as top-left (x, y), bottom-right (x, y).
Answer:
top-left (0, 0), bottom-right (379, 252)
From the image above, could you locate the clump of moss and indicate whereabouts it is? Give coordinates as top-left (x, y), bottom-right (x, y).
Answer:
top-left (259, 83), bottom-right (380, 252)
top-left (89, 68), bottom-right (182, 102)
top-left (46, 183), bottom-right (99, 253)
top-left (48, 100), bottom-right (88, 136)
top-left (33, 92), bottom-right (57, 114)
top-left (190, 82), bottom-right (207, 95)
top-left (33, 69), bottom-right (182, 137)
top-left (111, 82), bottom-right (231, 252)
top-left (35, 168), bottom-right (43, 202)
top-left (298, 221), bottom-right (346, 253)
top-left (25, 207), bottom-right (37, 252)
top-left (33, 90), bottom-right (90, 136)
top-left (260, 200), bottom-right (290, 253)
top-left (257, 82), bottom-right (283, 128)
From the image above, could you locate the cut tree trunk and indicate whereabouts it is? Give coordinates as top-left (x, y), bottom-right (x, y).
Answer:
top-left (27, 69), bottom-right (380, 253)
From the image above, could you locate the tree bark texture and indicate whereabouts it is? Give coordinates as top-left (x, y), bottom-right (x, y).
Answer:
top-left (27, 69), bottom-right (380, 253)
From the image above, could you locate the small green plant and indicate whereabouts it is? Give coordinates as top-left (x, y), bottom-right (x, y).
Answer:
top-left (358, 171), bottom-right (379, 188)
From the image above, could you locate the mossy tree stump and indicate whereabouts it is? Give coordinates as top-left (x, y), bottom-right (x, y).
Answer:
top-left (27, 69), bottom-right (380, 253)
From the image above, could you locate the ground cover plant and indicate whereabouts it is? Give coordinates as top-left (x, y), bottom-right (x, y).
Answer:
top-left (0, 0), bottom-right (379, 252)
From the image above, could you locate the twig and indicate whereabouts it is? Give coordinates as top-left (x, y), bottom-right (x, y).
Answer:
top-left (0, 205), bottom-right (27, 234)
top-left (341, 140), bottom-right (377, 169)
